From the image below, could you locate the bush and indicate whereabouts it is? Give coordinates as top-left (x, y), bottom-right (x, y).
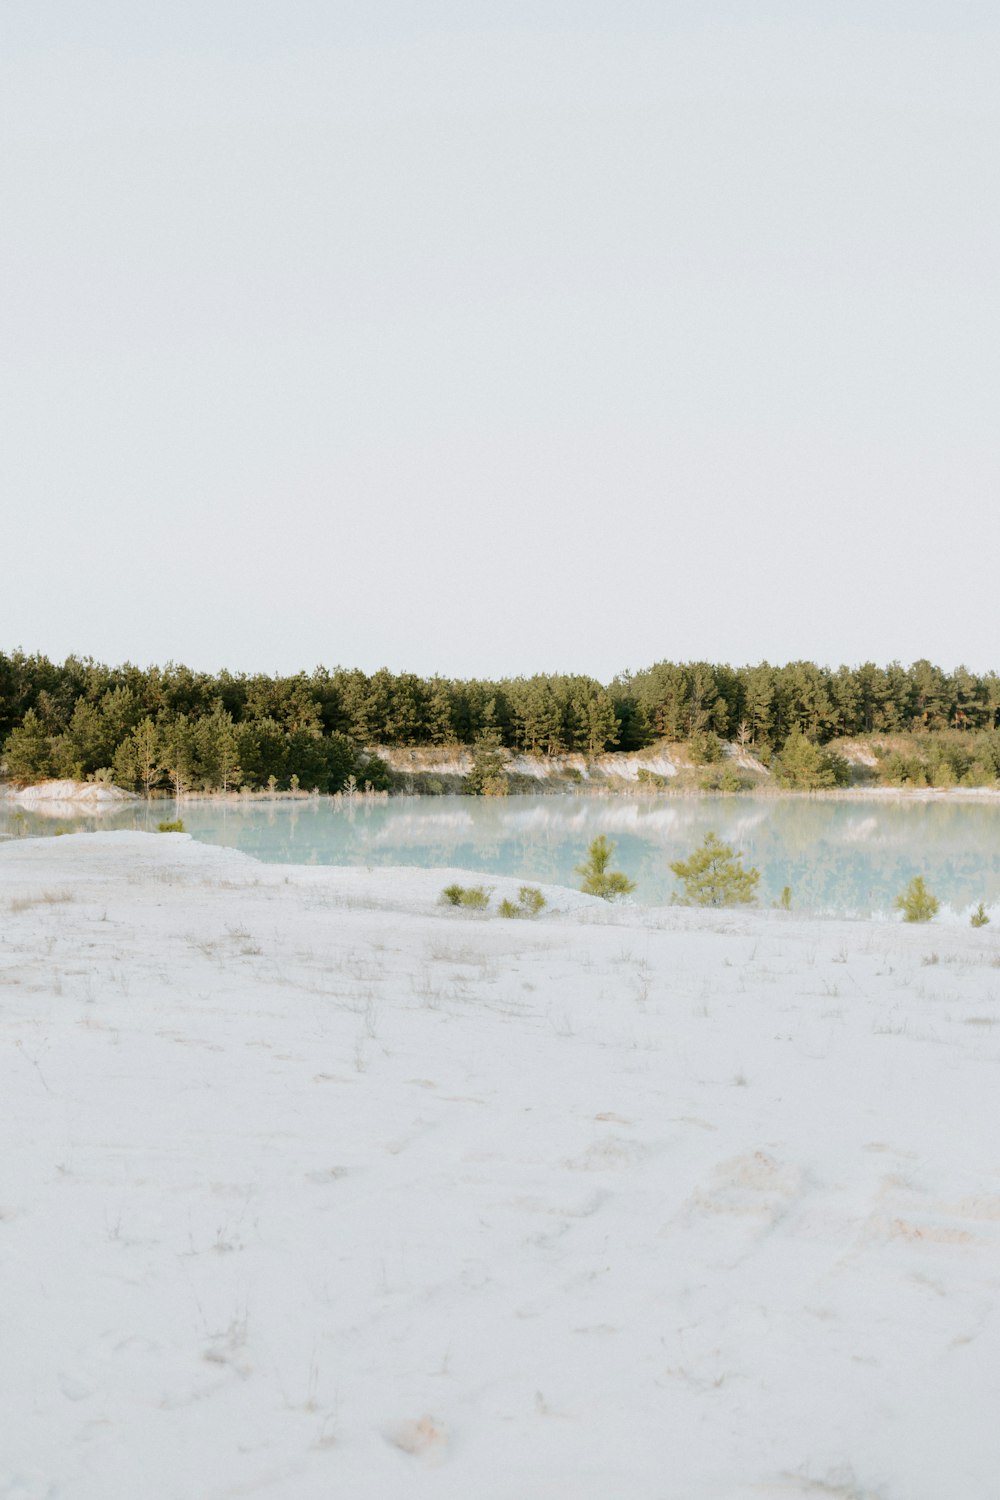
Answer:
top-left (636, 767), bottom-right (667, 788)
top-left (970, 902), bottom-right (991, 928)
top-left (698, 765), bottom-right (747, 793)
top-left (157, 819), bottom-right (185, 833)
top-left (895, 876), bottom-right (939, 923)
top-left (669, 832), bottom-right (760, 907)
top-left (440, 883), bottom-right (490, 910)
top-left (499, 885), bottom-right (547, 918)
top-left (576, 836), bottom-right (636, 900)
top-left (773, 885), bottom-right (792, 911)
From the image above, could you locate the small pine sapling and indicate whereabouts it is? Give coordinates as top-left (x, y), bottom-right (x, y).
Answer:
top-left (576, 836), bottom-right (636, 901)
top-left (970, 902), bottom-right (990, 928)
top-left (669, 832), bottom-right (760, 907)
top-left (895, 876), bottom-right (939, 923)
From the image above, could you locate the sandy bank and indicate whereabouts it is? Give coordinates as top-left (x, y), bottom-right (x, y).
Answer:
top-left (2, 833), bottom-right (999, 1499)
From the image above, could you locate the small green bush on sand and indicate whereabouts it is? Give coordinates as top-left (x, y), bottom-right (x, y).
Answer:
top-left (669, 832), bottom-right (759, 907)
top-left (576, 837), bottom-right (635, 901)
top-left (499, 885), bottom-right (547, 919)
top-left (970, 902), bottom-right (990, 928)
top-left (517, 885), bottom-right (546, 915)
top-left (441, 883), bottom-right (490, 910)
top-left (895, 876), bottom-right (939, 923)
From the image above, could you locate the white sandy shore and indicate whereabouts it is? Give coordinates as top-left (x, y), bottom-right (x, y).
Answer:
top-left (2, 833), bottom-right (999, 1499)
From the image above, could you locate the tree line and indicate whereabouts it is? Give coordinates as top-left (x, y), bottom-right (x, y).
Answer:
top-left (2, 650), bottom-right (1000, 793)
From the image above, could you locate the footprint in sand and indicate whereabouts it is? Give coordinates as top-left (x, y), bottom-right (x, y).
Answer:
top-left (862, 1176), bottom-right (1000, 1248)
top-left (566, 1136), bottom-right (648, 1172)
top-left (687, 1150), bottom-right (803, 1226)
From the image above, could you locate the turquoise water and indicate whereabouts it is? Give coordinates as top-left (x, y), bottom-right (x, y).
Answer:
top-left (3, 793), bottom-right (1000, 917)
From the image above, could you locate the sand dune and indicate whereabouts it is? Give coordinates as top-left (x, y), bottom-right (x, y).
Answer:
top-left (2, 832), bottom-right (998, 1499)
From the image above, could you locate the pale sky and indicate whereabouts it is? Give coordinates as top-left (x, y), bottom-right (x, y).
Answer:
top-left (2, 2), bottom-right (998, 680)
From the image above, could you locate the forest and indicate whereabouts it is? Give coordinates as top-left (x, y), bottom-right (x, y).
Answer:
top-left (2, 651), bottom-right (1000, 794)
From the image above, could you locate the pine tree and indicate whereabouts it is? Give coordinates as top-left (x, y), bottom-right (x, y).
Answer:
top-left (669, 832), bottom-right (759, 907)
top-left (576, 836), bottom-right (635, 900)
top-left (895, 876), bottom-right (939, 923)
top-left (3, 708), bottom-right (53, 782)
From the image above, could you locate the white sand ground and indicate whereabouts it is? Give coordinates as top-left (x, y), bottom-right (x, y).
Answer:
top-left (2, 833), bottom-right (999, 1500)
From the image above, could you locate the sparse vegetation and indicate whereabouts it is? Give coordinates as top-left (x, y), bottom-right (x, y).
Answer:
top-left (8, 888), bottom-right (75, 913)
top-left (895, 876), bottom-right (939, 923)
top-left (669, 832), bottom-right (760, 907)
top-left (440, 883), bottom-right (491, 910)
top-left (517, 885), bottom-right (546, 915)
top-left (499, 885), bottom-right (547, 919)
top-left (970, 902), bottom-right (991, 928)
top-left (157, 819), bottom-right (186, 833)
top-left (576, 836), bottom-right (636, 901)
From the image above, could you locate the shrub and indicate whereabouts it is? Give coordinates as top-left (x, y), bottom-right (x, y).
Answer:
top-left (895, 876), bottom-right (939, 923)
top-left (458, 885), bottom-right (490, 910)
top-left (773, 885), bottom-right (792, 911)
top-left (698, 765), bottom-right (747, 793)
top-left (440, 883), bottom-right (490, 910)
top-left (669, 832), bottom-right (760, 907)
top-left (636, 768), bottom-right (667, 789)
top-left (157, 819), bottom-right (185, 833)
top-left (517, 885), bottom-right (546, 915)
top-left (576, 836), bottom-right (636, 900)
top-left (971, 902), bottom-right (991, 928)
top-left (499, 885), bottom-right (547, 919)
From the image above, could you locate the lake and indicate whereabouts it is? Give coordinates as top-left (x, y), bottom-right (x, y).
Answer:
top-left (3, 792), bottom-right (1000, 917)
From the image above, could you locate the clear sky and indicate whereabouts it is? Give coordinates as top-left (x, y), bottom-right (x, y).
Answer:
top-left (2, 2), bottom-right (998, 681)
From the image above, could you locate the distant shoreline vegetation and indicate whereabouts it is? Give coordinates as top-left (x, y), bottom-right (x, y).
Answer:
top-left (1, 651), bottom-right (999, 796)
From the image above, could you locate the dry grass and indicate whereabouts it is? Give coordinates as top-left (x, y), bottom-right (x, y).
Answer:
top-left (7, 889), bottom-right (76, 914)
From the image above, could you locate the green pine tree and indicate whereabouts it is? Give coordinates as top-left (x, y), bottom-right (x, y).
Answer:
top-left (895, 876), bottom-right (939, 922)
top-left (669, 832), bottom-right (760, 907)
top-left (576, 835), bottom-right (636, 900)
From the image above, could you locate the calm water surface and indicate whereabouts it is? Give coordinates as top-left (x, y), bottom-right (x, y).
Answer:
top-left (3, 793), bottom-right (1000, 917)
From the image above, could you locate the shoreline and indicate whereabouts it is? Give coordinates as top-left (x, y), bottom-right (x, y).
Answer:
top-left (4, 780), bottom-right (1000, 809)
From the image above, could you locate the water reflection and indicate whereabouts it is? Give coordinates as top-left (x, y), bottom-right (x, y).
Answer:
top-left (2, 793), bottom-right (999, 916)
